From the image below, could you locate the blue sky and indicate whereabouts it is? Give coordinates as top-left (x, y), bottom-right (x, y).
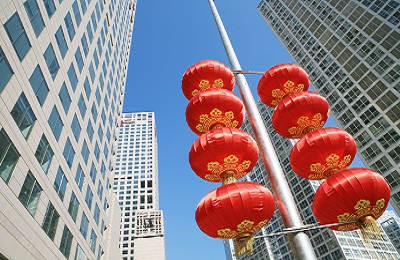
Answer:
top-left (121, 1), bottom-right (389, 259)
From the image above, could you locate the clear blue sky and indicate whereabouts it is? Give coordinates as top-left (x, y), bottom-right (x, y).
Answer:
top-left (121, 1), bottom-right (387, 259)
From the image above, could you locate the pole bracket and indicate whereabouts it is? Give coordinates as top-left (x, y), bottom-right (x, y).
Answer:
top-left (231, 69), bottom-right (265, 75)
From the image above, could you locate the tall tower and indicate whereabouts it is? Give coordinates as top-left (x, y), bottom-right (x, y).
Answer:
top-left (113, 112), bottom-right (165, 260)
top-left (224, 102), bottom-right (400, 260)
top-left (0, 0), bottom-right (136, 259)
top-left (257, 0), bottom-right (400, 215)
top-left (378, 210), bottom-right (400, 255)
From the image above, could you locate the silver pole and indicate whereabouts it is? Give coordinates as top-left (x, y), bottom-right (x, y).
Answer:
top-left (207, 1), bottom-right (317, 259)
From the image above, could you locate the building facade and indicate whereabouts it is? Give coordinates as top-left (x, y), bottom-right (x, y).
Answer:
top-left (257, 0), bottom-right (400, 215)
top-left (378, 210), bottom-right (400, 255)
top-left (113, 112), bottom-right (165, 260)
top-left (0, 0), bottom-right (136, 259)
top-left (224, 102), bottom-right (399, 260)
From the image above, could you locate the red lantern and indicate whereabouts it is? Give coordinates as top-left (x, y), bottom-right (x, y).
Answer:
top-left (272, 92), bottom-right (329, 139)
top-left (196, 182), bottom-right (275, 255)
top-left (290, 128), bottom-right (357, 180)
top-left (257, 64), bottom-right (310, 107)
top-left (186, 89), bottom-right (245, 135)
top-left (189, 128), bottom-right (259, 183)
top-left (182, 60), bottom-right (235, 100)
top-left (312, 168), bottom-right (390, 240)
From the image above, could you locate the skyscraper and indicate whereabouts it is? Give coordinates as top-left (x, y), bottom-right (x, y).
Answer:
top-left (224, 102), bottom-right (400, 260)
top-left (113, 112), bottom-right (165, 260)
top-left (0, 0), bottom-right (135, 259)
top-left (257, 0), bottom-right (400, 215)
top-left (378, 210), bottom-right (400, 255)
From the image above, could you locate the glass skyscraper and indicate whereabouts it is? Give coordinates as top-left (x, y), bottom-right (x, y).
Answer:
top-left (113, 112), bottom-right (165, 260)
top-left (224, 102), bottom-right (399, 260)
top-left (0, 0), bottom-right (136, 259)
top-left (257, 0), bottom-right (400, 215)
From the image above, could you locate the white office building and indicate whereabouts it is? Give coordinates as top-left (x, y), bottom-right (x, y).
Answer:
top-left (0, 0), bottom-right (136, 259)
top-left (224, 102), bottom-right (399, 260)
top-left (257, 0), bottom-right (400, 215)
top-left (378, 210), bottom-right (400, 255)
top-left (113, 112), bottom-right (165, 260)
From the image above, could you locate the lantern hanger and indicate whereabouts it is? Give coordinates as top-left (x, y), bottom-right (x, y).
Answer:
top-left (250, 220), bottom-right (360, 239)
top-left (231, 69), bottom-right (265, 75)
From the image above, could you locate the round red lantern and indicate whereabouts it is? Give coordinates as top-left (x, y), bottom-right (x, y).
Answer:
top-left (186, 89), bottom-right (245, 135)
top-left (257, 64), bottom-right (310, 107)
top-left (196, 182), bottom-right (275, 255)
top-left (182, 60), bottom-right (235, 100)
top-left (312, 168), bottom-right (390, 240)
top-left (290, 128), bottom-right (357, 180)
top-left (189, 128), bottom-right (259, 183)
top-left (272, 92), bottom-right (330, 139)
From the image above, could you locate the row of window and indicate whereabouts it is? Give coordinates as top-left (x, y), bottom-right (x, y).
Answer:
top-left (0, 126), bottom-right (106, 259)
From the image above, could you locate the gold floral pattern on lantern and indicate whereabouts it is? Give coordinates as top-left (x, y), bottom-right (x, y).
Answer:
top-left (196, 108), bottom-right (238, 133)
top-left (308, 154), bottom-right (352, 179)
top-left (337, 199), bottom-right (386, 231)
top-left (217, 219), bottom-right (269, 239)
top-left (191, 78), bottom-right (224, 97)
top-left (270, 80), bottom-right (305, 107)
top-left (205, 155), bottom-right (251, 181)
top-left (288, 113), bottom-right (325, 138)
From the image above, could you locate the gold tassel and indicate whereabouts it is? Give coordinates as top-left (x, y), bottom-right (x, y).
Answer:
top-left (360, 216), bottom-right (381, 242)
top-left (221, 171), bottom-right (237, 185)
top-left (234, 237), bottom-right (254, 257)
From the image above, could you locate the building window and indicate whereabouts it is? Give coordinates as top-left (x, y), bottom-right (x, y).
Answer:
top-left (80, 213), bottom-right (89, 238)
top-left (29, 66), bottom-right (49, 106)
top-left (54, 167), bottom-right (68, 200)
top-left (94, 204), bottom-right (100, 225)
top-left (48, 106), bottom-right (63, 140)
top-left (59, 225), bottom-right (73, 258)
top-left (34, 134), bottom-right (53, 173)
top-left (89, 62), bottom-right (95, 83)
top-left (83, 77), bottom-right (91, 98)
top-left (85, 186), bottom-right (93, 209)
top-left (11, 92), bottom-right (36, 138)
top-left (75, 164), bottom-right (85, 190)
top-left (75, 47), bottom-right (84, 72)
top-left (80, 0), bottom-right (87, 14)
top-left (97, 182), bottom-right (103, 201)
top-left (90, 12), bottom-right (97, 31)
top-left (78, 95), bottom-right (87, 119)
top-left (81, 34), bottom-right (89, 56)
top-left (43, 0), bottom-right (56, 18)
top-left (86, 120), bottom-right (94, 142)
top-left (72, 0), bottom-right (82, 26)
top-left (71, 114), bottom-right (81, 141)
top-left (67, 63), bottom-right (78, 91)
top-left (68, 192), bottom-right (79, 221)
top-left (90, 163), bottom-right (97, 184)
top-left (18, 171), bottom-right (42, 216)
top-left (4, 13), bottom-right (31, 61)
top-left (43, 43), bottom-right (59, 79)
top-left (86, 22), bottom-right (93, 43)
top-left (24, 0), bottom-right (45, 37)
top-left (63, 138), bottom-right (75, 168)
top-left (81, 140), bottom-right (89, 164)
top-left (0, 47), bottom-right (14, 92)
top-left (42, 202), bottom-right (59, 240)
top-left (89, 230), bottom-right (97, 252)
top-left (64, 12), bottom-right (75, 40)
top-left (75, 244), bottom-right (86, 260)
top-left (55, 26), bottom-right (68, 58)
top-left (58, 82), bottom-right (71, 114)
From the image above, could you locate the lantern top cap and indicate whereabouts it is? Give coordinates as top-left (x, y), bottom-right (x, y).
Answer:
top-left (181, 60), bottom-right (235, 100)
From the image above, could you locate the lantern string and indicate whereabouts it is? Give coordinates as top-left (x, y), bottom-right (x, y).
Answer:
top-left (250, 220), bottom-right (360, 239)
top-left (231, 69), bottom-right (265, 75)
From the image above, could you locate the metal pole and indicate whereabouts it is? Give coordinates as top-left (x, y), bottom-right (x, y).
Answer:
top-left (207, 1), bottom-right (317, 259)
